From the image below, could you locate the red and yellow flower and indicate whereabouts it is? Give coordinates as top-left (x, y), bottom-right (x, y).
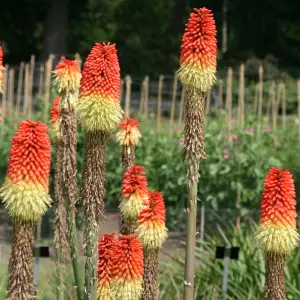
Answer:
top-left (50, 96), bottom-right (61, 141)
top-left (97, 233), bottom-right (118, 300)
top-left (120, 165), bottom-right (148, 220)
top-left (255, 167), bottom-right (298, 254)
top-left (136, 191), bottom-right (168, 249)
top-left (76, 42), bottom-right (123, 132)
top-left (116, 115), bottom-right (141, 146)
top-left (111, 234), bottom-right (144, 300)
top-left (178, 7), bottom-right (217, 92)
top-left (0, 120), bottom-right (52, 221)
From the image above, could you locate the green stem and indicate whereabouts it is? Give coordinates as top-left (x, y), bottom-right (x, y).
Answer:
top-left (67, 205), bottom-right (84, 300)
top-left (84, 216), bottom-right (96, 300)
top-left (183, 163), bottom-right (198, 300)
top-left (56, 246), bottom-right (64, 300)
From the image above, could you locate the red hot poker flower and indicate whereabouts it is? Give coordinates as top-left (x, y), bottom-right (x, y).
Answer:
top-left (255, 167), bottom-right (298, 254)
top-left (116, 115), bottom-right (141, 146)
top-left (97, 233), bottom-right (118, 299)
top-left (51, 96), bottom-right (60, 123)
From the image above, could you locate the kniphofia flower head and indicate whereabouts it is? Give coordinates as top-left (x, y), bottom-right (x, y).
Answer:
top-left (120, 165), bottom-right (148, 220)
top-left (255, 167), bottom-right (298, 254)
top-left (116, 114), bottom-right (141, 146)
top-left (50, 96), bottom-right (61, 141)
top-left (111, 234), bottom-right (144, 300)
top-left (136, 191), bottom-right (168, 249)
top-left (97, 233), bottom-right (118, 300)
top-left (76, 42), bottom-right (123, 132)
top-left (178, 7), bottom-right (217, 91)
top-left (0, 120), bottom-right (52, 221)
top-left (53, 57), bottom-right (81, 109)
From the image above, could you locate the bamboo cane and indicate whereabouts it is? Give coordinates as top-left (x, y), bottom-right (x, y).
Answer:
top-left (272, 83), bottom-right (282, 133)
top-left (169, 73), bottom-right (178, 135)
top-left (238, 64), bottom-right (245, 128)
top-left (281, 83), bottom-right (286, 130)
top-left (178, 86), bottom-right (185, 128)
top-left (16, 62), bottom-right (25, 117)
top-left (144, 76), bottom-right (149, 117)
top-left (124, 75), bottom-right (132, 117)
top-left (298, 80), bottom-right (300, 143)
top-left (257, 65), bottom-right (263, 137)
top-left (139, 79), bottom-right (145, 114)
top-left (120, 79), bottom-right (124, 103)
top-left (75, 53), bottom-right (82, 69)
top-left (28, 55), bottom-right (35, 119)
top-left (225, 67), bottom-right (233, 140)
top-left (2, 65), bottom-right (8, 118)
top-left (266, 81), bottom-right (275, 125)
top-left (44, 55), bottom-right (54, 122)
top-left (8, 68), bottom-right (14, 119)
top-left (38, 64), bottom-right (44, 98)
top-left (205, 89), bottom-right (211, 116)
top-left (23, 64), bottom-right (30, 117)
top-left (253, 83), bottom-right (259, 114)
top-left (156, 75), bottom-right (164, 132)
top-left (218, 81), bottom-right (223, 109)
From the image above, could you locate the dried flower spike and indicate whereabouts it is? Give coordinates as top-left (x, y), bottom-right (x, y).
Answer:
top-left (178, 8), bottom-right (217, 92)
top-left (97, 233), bottom-right (117, 300)
top-left (120, 165), bottom-right (148, 220)
top-left (136, 191), bottom-right (168, 249)
top-left (76, 42), bottom-right (123, 132)
top-left (50, 96), bottom-right (61, 141)
top-left (111, 234), bottom-right (144, 300)
top-left (0, 120), bottom-right (52, 221)
top-left (116, 115), bottom-right (141, 146)
top-left (256, 167), bottom-right (298, 254)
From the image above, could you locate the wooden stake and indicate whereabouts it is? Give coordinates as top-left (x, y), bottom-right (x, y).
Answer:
top-left (281, 83), bottom-right (286, 130)
top-left (2, 65), bottom-right (8, 120)
top-left (16, 62), bottom-right (25, 117)
top-left (124, 75), bottom-right (132, 117)
top-left (169, 73), bottom-right (178, 135)
top-left (44, 55), bottom-right (54, 122)
top-left (138, 79), bottom-right (145, 114)
top-left (178, 86), bottom-right (185, 128)
top-left (253, 83), bottom-right (259, 114)
top-left (156, 75), bottom-right (164, 132)
top-left (120, 79), bottom-right (124, 103)
top-left (75, 53), bottom-right (82, 69)
top-left (225, 67), bottom-right (233, 139)
top-left (297, 80), bottom-right (300, 142)
top-left (28, 55), bottom-right (35, 119)
top-left (205, 89), bottom-right (212, 116)
top-left (218, 81), bottom-right (223, 109)
top-left (8, 68), bottom-right (15, 118)
top-left (272, 83), bottom-right (282, 133)
top-left (38, 64), bottom-right (44, 98)
top-left (238, 64), bottom-right (245, 128)
top-left (23, 64), bottom-right (30, 117)
top-left (266, 81), bottom-right (275, 125)
top-left (257, 65), bottom-right (263, 137)
top-left (144, 76), bottom-right (149, 117)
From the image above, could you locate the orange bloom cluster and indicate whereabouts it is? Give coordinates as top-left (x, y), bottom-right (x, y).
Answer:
top-left (122, 165), bottom-right (148, 199)
top-left (178, 7), bottom-right (217, 91)
top-left (1, 120), bottom-right (52, 221)
top-left (136, 191), bottom-right (168, 249)
top-left (80, 43), bottom-right (120, 101)
top-left (120, 165), bottom-right (148, 220)
top-left (256, 167), bottom-right (298, 254)
top-left (7, 121), bottom-right (51, 189)
top-left (55, 57), bottom-right (80, 78)
top-left (111, 234), bottom-right (144, 300)
top-left (50, 96), bottom-right (60, 123)
top-left (97, 233), bottom-right (118, 299)
top-left (117, 115), bottom-right (141, 146)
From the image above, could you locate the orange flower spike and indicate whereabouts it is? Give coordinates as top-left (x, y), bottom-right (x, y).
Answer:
top-left (97, 233), bottom-right (118, 300)
top-left (178, 7), bottom-right (217, 91)
top-left (116, 114), bottom-right (141, 146)
top-left (0, 120), bottom-right (52, 221)
top-left (120, 165), bottom-right (148, 220)
top-left (255, 167), bottom-right (298, 254)
top-left (50, 96), bottom-right (61, 141)
top-left (111, 234), bottom-right (144, 300)
top-left (76, 42), bottom-right (123, 132)
top-left (136, 191), bottom-right (168, 249)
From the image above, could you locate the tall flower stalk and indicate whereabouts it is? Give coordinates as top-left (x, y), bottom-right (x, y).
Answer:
top-left (76, 42), bottom-right (123, 299)
top-left (177, 7), bottom-right (217, 299)
top-left (255, 168), bottom-right (298, 299)
top-left (50, 95), bottom-right (69, 300)
top-left (116, 116), bottom-right (141, 234)
top-left (0, 120), bottom-right (52, 299)
top-left (136, 191), bottom-right (168, 300)
top-left (119, 165), bottom-right (148, 235)
top-left (53, 57), bottom-right (83, 300)
top-left (111, 234), bottom-right (144, 300)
